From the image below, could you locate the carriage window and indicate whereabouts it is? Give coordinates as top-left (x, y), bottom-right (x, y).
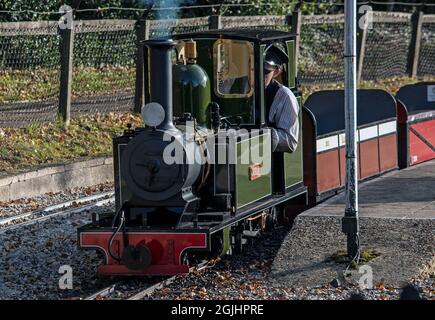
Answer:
top-left (213, 39), bottom-right (254, 98)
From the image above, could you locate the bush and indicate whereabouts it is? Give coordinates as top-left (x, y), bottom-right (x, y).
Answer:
top-left (0, 0), bottom-right (143, 22)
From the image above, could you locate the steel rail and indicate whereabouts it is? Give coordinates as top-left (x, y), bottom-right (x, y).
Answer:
top-left (84, 261), bottom-right (210, 301)
top-left (127, 261), bottom-right (209, 300)
top-left (0, 196), bottom-right (114, 234)
top-left (84, 283), bottom-right (118, 300)
top-left (0, 192), bottom-right (114, 228)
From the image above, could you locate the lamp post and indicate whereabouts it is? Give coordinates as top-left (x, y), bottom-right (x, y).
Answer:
top-left (342, 0), bottom-right (360, 259)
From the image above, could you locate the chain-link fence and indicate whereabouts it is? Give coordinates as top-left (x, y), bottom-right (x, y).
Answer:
top-left (418, 15), bottom-right (435, 76)
top-left (362, 12), bottom-right (413, 80)
top-left (0, 11), bottom-right (435, 128)
top-left (72, 20), bottom-right (137, 116)
top-left (149, 17), bottom-right (210, 39)
top-left (221, 15), bottom-right (290, 31)
top-left (299, 14), bottom-right (345, 85)
top-left (0, 22), bottom-right (60, 127)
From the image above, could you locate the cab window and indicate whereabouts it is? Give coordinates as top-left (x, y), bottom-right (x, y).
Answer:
top-left (213, 39), bottom-right (254, 98)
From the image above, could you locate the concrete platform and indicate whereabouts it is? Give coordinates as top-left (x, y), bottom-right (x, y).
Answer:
top-left (269, 160), bottom-right (435, 288)
top-left (0, 156), bottom-right (113, 202)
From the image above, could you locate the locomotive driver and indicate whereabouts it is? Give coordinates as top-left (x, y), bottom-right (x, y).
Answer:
top-left (264, 44), bottom-right (299, 153)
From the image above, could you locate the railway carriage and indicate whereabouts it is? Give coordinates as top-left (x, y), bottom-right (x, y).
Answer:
top-left (303, 89), bottom-right (398, 205)
top-left (396, 82), bottom-right (435, 168)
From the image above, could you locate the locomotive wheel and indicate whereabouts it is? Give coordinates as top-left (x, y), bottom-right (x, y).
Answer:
top-left (265, 206), bottom-right (279, 231)
top-left (210, 231), bottom-right (224, 256)
top-left (122, 245), bottom-right (152, 270)
top-left (181, 252), bottom-right (190, 266)
top-left (231, 225), bottom-right (244, 254)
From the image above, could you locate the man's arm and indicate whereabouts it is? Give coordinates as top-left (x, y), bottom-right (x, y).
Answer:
top-left (270, 87), bottom-right (299, 153)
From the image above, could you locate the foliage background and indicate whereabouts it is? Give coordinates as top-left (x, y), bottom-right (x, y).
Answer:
top-left (1, 1), bottom-right (434, 22)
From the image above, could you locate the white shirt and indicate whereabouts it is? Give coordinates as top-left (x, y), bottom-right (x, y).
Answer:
top-left (268, 86), bottom-right (299, 153)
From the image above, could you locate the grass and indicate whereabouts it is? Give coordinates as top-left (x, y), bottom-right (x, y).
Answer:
top-left (1, 66), bottom-right (433, 104)
top-left (328, 248), bottom-right (381, 269)
top-left (0, 112), bottom-right (143, 172)
top-left (72, 66), bottom-right (135, 97)
top-left (0, 66), bottom-right (135, 102)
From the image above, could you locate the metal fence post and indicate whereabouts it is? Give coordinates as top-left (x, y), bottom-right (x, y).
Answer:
top-left (134, 19), bottom-right (150, 113)
top-left (287, 9), bottom-right (302, 78)
top-left (209, 15), bottom-right (222, 30)
top-left (408, 10), bottom-right (424, 78)
top-left (59, 20), bottom-right (74, 125)
top-left (357, 7), bottom-right (369, 84)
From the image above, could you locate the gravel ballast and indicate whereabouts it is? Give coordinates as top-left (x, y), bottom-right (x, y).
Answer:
top-left (144, 227), bottom-right (434, 300)
top-left (1, 163), bottom-right (434, 300)
top-left (0, 209), bottom-right (433, 300)
top-left (270, 216), bottom-right (435, 289)
top-left (0, 203), bottom-right (115, 299)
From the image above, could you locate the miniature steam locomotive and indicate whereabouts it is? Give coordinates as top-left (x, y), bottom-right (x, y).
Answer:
top-left (78, 30), bottom-right (306, 276)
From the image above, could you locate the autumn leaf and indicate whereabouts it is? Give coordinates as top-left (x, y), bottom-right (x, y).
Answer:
top-left (375, 279), bottom-right (386, 290)
top-left (30, 200), bottom-right (38, 209)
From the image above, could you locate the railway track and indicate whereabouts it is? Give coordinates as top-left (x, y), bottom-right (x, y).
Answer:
top-left (0, 190), bottom-right (117, 299)
top-left (0, 192), bottom-right (114, 234)
top-left (0, 190), bottom-right (212, 300)
top-left (85, 283), bottom-right (118, 300)
top-left (85, 261), bottom-right (211, 300)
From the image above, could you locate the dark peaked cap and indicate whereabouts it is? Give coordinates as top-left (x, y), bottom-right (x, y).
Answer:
top-left (264, 44), bottom-right (289, 68)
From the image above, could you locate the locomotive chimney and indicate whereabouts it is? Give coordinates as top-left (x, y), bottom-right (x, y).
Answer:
top-left (144, 39), bottom-right (176, 131)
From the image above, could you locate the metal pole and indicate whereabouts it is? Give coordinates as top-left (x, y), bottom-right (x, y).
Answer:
top-left (342, 0), bottom-right (360, 258)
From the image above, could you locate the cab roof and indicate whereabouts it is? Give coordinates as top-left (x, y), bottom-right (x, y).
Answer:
top-left (172, 28), bottom-right (295, 43)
